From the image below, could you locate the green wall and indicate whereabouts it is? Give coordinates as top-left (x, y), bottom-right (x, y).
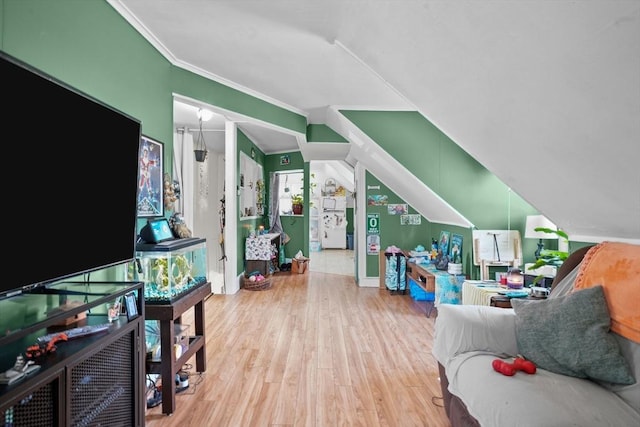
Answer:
top-left (306, 124), bottom-right (348, 142)
top-left (343, 111), bottom-right (545, 277)
top-left (2, 1), bottom-right (556, 284)
top-left (363, 172), bottom-right (473, 277)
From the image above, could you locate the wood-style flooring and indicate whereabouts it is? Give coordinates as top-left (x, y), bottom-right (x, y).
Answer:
top-left (144, 270), bottom-right (450, 427)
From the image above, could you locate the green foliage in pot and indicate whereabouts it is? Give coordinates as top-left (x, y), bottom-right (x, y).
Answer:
top-left (291, 193), bottom-right (303, 206)
top-left (527, 227), bottom-right (569, 283)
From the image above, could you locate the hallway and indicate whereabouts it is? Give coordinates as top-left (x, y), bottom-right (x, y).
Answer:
top-left (308, 248), bottom-right (354, 276)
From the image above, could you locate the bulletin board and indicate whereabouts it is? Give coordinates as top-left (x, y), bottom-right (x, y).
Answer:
top-left (472, 230), bottom-right (522, 265)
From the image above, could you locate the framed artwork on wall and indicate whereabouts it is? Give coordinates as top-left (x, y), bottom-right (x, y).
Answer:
top-left (137, 135), bottom-right (164, 217)
top-left (388, 204), bottom-right (408, 215)
top-left (439, 230), bottom-right (451, 256)
top-left (450, 233), bottom-right (463, 262)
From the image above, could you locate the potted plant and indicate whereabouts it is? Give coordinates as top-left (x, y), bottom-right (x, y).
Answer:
top-left (527, 227), bottom-right (569, 284)
top-left (291, 193), bottom-right (304, 215)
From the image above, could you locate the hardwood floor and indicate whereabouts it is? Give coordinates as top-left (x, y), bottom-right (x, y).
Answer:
top-left (308, 249), bottom-right (355, 276)
top-left (145, 271), bottom-right (450, 427)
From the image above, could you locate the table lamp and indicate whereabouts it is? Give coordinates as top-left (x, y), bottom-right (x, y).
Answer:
top-left (525, 215), bottom-right (557, 259)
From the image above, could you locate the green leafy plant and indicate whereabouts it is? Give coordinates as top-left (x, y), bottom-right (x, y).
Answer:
top-left (291, 193), bottom-right (303, 206)
top-left (527, 227), bottom-right (569, 283)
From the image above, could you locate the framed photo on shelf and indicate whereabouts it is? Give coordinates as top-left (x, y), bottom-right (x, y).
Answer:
top-left (124, 292), bottom-right (139, 321)
top-left (137, 135), bottom-right (164, 217)
top-left (450, 233), bottom-right (463, 262)
top-left (439, 230), bottom-right (451, 256)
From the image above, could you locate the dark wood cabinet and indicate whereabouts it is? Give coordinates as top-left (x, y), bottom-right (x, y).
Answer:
top-left (0, 281), bottom-right (146, 426)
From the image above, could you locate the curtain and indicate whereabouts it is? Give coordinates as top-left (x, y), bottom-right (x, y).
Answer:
top-left (172, 130), bottom-right (195, 229)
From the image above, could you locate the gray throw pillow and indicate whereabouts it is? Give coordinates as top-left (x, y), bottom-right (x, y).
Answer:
top-left (511, 286), bottom-right (635, 385)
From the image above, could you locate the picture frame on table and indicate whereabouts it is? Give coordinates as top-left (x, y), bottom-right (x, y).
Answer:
top-left (136, 135), bottom-right (164, 217)
top-left (439, 230), bottom-right (451, 256)
top-left (450, 233), bottom-right (463, 262)
top-left (124, 292), bottom-right (139, 321)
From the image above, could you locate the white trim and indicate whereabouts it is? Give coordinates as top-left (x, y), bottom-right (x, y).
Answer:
top-left (173, 94), bottom-right (306, 138)
top-left (224, 121), bottom-right (240, 294)
top-left (357, 277), bottom-right (379, 288)
top-left (108, 1), bottom-right (307, 118)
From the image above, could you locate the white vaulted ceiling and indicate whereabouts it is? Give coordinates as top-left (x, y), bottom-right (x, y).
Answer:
top-left (109, 1), bottom-right (640, 243)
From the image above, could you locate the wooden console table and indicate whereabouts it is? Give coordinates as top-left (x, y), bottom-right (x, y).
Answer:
top-left (406, 260), bottom-right (466, 316)
top-left (406, 260), bottom-right (436, 316)
top-left (145, 281), bottom-right (209, 415)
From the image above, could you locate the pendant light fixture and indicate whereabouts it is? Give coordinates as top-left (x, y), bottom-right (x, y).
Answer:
top-left (194, 108), bottom-right (208, 162)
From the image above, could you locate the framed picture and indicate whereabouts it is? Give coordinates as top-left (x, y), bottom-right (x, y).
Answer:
top-left (450, 233), bottom-right (463, 262)
top-left (124, 292), bottom-right (139, 321)
top-left (279, 154), bottom-right (290, 165)
top-left (367, 195), bottom-right (388, 206)
top-left (439, 230), bottom-right (451, 256)
top-left (400, 214), bottom-right (421, 225)
top-left (388, 204), bottom-right (408, 215)
top-left (137, 135), bottom-right (164, 217)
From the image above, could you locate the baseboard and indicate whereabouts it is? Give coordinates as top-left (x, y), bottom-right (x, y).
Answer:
top-left (357, 277), bottom-right (379, 288)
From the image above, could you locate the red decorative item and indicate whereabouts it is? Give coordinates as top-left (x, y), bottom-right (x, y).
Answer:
top-left (492, 359), bottom-right (516, 376)
top-left (492, 357), bottom-right (537, 376)
top-left (513, 356), bottom-right (537, 374)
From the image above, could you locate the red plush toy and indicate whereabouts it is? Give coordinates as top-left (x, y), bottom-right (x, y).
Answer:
top-left (492, 356), bottom-right (536, 376)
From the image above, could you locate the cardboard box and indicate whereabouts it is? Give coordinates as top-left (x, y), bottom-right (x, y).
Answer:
top-left (291, 257), bottom-right (309, 274)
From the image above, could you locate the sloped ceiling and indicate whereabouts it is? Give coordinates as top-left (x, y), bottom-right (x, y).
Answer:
top-left (110, 0), bottom-right (640, 243)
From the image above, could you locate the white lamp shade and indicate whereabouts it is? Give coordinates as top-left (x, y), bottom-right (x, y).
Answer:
top-left (525, 215), bottom-right (557, 239)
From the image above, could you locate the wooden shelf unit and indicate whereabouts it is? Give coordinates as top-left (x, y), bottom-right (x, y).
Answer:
top-left (145, 280), bottom-right (209, 415)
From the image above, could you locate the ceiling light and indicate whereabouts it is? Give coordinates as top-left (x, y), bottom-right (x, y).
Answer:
top-left (197, 108), bottom-right (214, 122)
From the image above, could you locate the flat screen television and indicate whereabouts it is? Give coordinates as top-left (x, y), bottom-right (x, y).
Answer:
top-left (1, 51), bottom-right (141, 298)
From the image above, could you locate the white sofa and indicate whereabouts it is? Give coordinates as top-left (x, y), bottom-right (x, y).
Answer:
top-left (433, 243), bottom-right (640, 427)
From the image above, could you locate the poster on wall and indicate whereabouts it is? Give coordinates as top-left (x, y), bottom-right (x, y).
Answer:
top-left (367, 195), bottom-right (388, 206)
top-left (388, 204), bottom-right (408, 215)
top-left (137, 135), bottom-right (164, 218)
top-left (400, 214), bottom-right (421, 225)
top-left (367, 235), bottom-right (380, 255)
top-left (367, 213), bottom-right (380, 255)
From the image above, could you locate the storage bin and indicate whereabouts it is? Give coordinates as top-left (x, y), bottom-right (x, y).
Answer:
top-left (242, 276), bottom-right (272, 291)
top-left (245, 236), bottom-right (273, 260)
top-left (409, 278), bottom-right (435, 302)
top-left (245, 259), bottom-right (270, 277)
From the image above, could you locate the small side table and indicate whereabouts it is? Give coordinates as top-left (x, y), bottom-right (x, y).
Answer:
top-left (490, 295), bottom-right (513, 308)
top-left (490, 295), bottom-right (547, 308)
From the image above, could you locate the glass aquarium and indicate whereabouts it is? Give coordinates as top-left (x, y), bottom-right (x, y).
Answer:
top-left (130, 238), bottom-right (208, 304)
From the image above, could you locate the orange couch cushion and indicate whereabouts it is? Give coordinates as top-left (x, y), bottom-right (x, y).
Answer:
top-left (573, 242), bottom-right (640, 343)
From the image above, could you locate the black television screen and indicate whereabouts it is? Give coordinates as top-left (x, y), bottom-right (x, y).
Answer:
top-left (1, 51), bottom-right (141, 297)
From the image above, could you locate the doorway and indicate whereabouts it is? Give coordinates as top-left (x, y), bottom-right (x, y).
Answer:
top-left (308, 161), bottom-right (355, 277)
